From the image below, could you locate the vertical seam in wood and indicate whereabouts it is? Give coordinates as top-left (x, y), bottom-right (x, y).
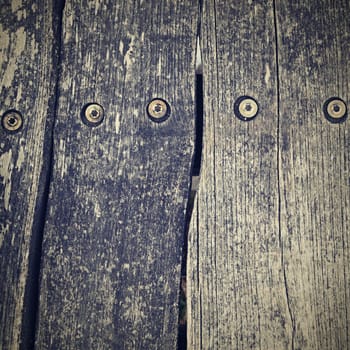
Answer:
top-left (181, 3), bottom-right (203, 348)
top-left (273, 1), bottom-right (296, 349)
top-left (212, 1), bottom-right (220, 344)
top-left (24, 1), bottom-right (66, 348)
top-left (197, 198), bottom-right (203, 350)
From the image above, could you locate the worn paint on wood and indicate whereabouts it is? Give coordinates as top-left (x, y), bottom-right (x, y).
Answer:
top-left (35, 1), bottom-right (197, 349)
top-left (188, 0), bottom-right (350, 349)
top-left (0, 1), bottom-right (60, 349)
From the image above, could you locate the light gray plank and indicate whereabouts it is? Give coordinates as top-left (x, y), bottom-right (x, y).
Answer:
top-left (188, 1), bottom-right (291, 349)
top-left (277, 1), bottom-right (350, 348)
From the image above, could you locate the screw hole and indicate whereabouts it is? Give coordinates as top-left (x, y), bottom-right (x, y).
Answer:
top-left (90, 110), bottom-right (99, 117)
top-left (8, 117), bottom-right (18, 126)
top-left (333, 105), bottom-right (340, 113)
top-left (153, 104), bottom-right (163, 113)
top-left (244, 103), bottom-right (252, 112)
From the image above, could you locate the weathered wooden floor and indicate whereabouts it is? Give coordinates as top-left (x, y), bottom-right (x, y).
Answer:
top-left (1, 1), bottom-right (349, 349)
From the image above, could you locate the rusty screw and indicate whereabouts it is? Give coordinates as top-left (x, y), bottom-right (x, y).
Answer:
top-left (324, 97), bottom-right (347, 123)
top-left (1, 110), bottom-right (23, 133)
top-left (82, 103), bottom-right (104, 126)
top-left (234, 96), bottom-right (259, 121)
top-left (147, 98), bottom-right (170, 122)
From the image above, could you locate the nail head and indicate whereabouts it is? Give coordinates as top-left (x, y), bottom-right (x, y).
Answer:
top-left (82, 103), bottom-right (104, 126)
top-left (234, 96), bottom-right (259, 121)
top-left (324, 97), bottom-right (347, 123)
top-left (1, 110), bottom-right (23, 133)
top-left (147, 98), bottom-right (170, 122)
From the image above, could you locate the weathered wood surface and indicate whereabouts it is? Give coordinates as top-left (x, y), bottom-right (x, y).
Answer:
top-left (277, 1), bottom-right (350, 348)
top-left (188, 0), bottom-right (350, 349)
top-left (188, 1), bottom-right (291, 348)
top-left (0, 1), bottom-right (60, 349)
top-left (2, 0), bottom-right (349, 349)
top-left (35, 1), bottom-right (197, 349)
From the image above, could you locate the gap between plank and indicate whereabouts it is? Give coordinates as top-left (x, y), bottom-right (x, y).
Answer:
top-left (21, 1), bottom-right (66, 348)
top-left (177, 33), bottom-right (203, 350)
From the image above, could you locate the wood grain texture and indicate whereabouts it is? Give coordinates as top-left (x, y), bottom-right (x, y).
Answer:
top-left (36, 1), bottom-right (197, 348)
top-left (189, 0), bottom-right (350, 349)
top-left (0, 1), bottom-right (59, 349)
top-left (277, 1), bottom-right (350, 348)
top-left (188, 1), bottom-right (292, 348)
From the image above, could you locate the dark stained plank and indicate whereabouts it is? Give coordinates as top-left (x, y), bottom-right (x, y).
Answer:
top-left (0, 1), bottom-right (60, 348)
top-left (276, 1), bottom-right (350, 348)
top-left (35, 1), bottom-right (197, 348)
top-left (187, 1), bottom-right (292, 348)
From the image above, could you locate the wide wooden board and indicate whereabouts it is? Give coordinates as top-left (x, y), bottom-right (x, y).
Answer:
top-left (189, 0), bottom-right (350, 349)
top-left (277, 1), bottom-right (350, 348)
top-left (188, 1), bottom-right (291, 348)
top-left (35, 1), bottom-right (197, 348)
top-left (0, 1), bottom-right (60, 348)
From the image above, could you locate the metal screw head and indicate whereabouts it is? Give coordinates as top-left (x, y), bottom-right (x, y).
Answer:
top-left (324, 97), bottom-right (347, 123)
top-left (147, 98), bottom-right (170, 122)
top-left (82, 103), bottom-right (104, 126)
top-left (234, 96), bottom-right (259, 121)
top-left (1, 110), bottom-right (23, 133)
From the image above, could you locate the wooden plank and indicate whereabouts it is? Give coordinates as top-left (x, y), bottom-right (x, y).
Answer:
top-left (35, 1), bottom-right (197, 348)
top-left (0, 1), bottom-right (60, 348)
top-left (276, 1), bottom-right (350, 348)
top-left (188, 1), bottom-right (292, 348)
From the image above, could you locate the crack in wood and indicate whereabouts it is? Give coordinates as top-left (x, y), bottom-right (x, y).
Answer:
top-left (22, 2), bottom-right (66, 349)
top-left (178, 32), bottom-right (203, 350)
top-left (273, 1), bottom-right (296, 348)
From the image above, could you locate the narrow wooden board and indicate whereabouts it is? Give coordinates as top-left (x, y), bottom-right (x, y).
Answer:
top-left (188, 1), bottom-right (292, 348)
top-left (276, 1), bottom-right (350, 348)
top-left (0, 2), bottom-right (60, 349)
top-left (36, 1), bottom-right (197, 348)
